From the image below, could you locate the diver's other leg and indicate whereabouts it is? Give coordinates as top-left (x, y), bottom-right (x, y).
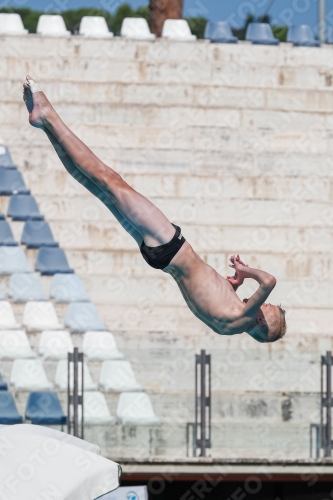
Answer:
top-left (23, 76), bottom-right (175, 247)
top-left (43, 128), bottom-right (143, 247)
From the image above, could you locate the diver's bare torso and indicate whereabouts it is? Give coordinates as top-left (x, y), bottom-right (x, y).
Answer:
top-left (164, 242), bottom-right (248, 335)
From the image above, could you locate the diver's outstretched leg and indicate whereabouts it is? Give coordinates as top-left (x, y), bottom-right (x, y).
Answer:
top-left (43, 128), bottom-right (143, 247)
top-left (23, 76), bottom-right (175, 247)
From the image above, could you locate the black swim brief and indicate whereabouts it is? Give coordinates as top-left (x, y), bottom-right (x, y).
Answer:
top-left (140, 224), bottom-right (186, 270)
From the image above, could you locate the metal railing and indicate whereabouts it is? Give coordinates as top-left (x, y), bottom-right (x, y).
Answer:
top-left (310, 351), bottom-right (333, 458)
top-left (67, 347), bottom-right (84, 439)
top-left (187, 349), bottom-right (211, 457)
top-left (310, 423), bottom-right (321, 459)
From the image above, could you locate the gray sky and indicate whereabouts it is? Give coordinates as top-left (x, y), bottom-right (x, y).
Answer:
top-left (2, 0), bottom-right (327, 31)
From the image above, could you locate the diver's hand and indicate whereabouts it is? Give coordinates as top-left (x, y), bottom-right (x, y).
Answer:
top-left (227, 255), bottom-right (248, 288)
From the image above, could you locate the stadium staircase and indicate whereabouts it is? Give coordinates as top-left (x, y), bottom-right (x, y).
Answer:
top-left (0, 36), bottom-right (332, 459)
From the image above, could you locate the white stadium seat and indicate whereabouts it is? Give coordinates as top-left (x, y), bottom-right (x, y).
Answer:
top-left (37, 15), bottom-right (70, 36)
top-left (83, 331), bottom-right (123, 360)
top-left (162, 19), bottom-right (196, 41)
top-left (38, 330), bottom-right (74, 359)
top-left (55, 359), bottom-right (97, 391)
top-left (0, 247), bottom-right (31, 275)
top-left (79, 16), bottom-right (113, 38)
top-left (0, 301), bottom-right (19, 329)
top-left (84, 391), bottom-right (115, 425)
top-left (10, 359), bottom-right (52, 391)
top-left (99, 360), bottom-right (142, 392)
top-left (117, 392), bottom-right (160, 425)
top-left (120, 18), bottom-right (155, 40)
top-left (0, 330), bottom-right (35, 359)
top-left (23, 301), bottom-right (62, 331)
top-left (0, 13), bottom-right (28, 35)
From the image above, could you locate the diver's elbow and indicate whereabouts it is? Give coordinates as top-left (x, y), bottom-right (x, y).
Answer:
top-left (261, 275), bottom-right (276, 290)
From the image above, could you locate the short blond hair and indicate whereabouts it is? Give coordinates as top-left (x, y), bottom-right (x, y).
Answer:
top-left (267, 306), bottom-right (286, 343)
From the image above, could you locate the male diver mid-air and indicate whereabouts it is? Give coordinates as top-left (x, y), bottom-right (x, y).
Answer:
top-left (23, 76), bottom-right (286, 343)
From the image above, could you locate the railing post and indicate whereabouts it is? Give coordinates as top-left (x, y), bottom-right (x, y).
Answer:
top-left (194, 351), bottom-right (198, 457)
top-left (200, 350), bottom-right (206, 457)
top-left (318, 0), bottom-right (326, 44)
top-left (67, 348), bottom-right (84, 439)
top-left (327, 351), bottom-right (332, 457)
top-left (67, 351), bottom-right (71, 435)
top-left (196, 350), bottom-right (211, 457)
top-left (321, 355), bottom-right (324, 454)
top-left (187, 350), bottom-right (211, 457)
top-left (73, 347), bottom-right (78, 437)
top-left (310, 352), bottom-right (333, 458)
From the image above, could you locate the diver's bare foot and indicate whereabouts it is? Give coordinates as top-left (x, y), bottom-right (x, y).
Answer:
top-left (23, 75), bottom-right (55, 129)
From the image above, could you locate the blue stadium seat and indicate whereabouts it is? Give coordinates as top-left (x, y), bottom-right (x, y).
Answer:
top-left (0, 373), bottom-right (7, 391)
top-left (204, 21), bottom-right (238, 43)
top-left (35, 247), bottom-right (73, 276)
top-left (246, 22), bottom-right (279, 45)
top-left (287, 25), bottom-right (320, 47)
top-left (50, 273), bottom-right (90, 303)
top-left (0, 169), bottom-right (29, 195)
top-left (21, 220), bottom-right (58, 249)
top-left (0, 145), bottom-right (16, 168)
top-left (7, 194), bottom-right (43, 221)
top-left (0, 391), bottom-right (23, 424)
top-left (0, 212), bottom-right (4, 220)
top-left (65, 302), bottom-right (105, 332)
top-left (8, 273), bottom-right (46, 302)
top-left (25, 391), bottom-right (67, 426)
top-left (0, 220), bottom-right (18, 246)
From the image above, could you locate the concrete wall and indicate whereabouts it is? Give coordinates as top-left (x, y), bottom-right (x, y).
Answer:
top-left (2, 35), bottom-right (333, 460)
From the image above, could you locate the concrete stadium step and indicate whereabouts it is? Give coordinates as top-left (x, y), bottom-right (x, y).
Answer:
top-left (148, 391), bottom-right (320, 423)
top-left (113, 333), bottom-right (331, 367)
top-left (6, 134), bottom-right (333, 177)
top-left (3, 342), bottom-right (324, 400)
top-left (76, 274), bottom-right (333, 310)
top-left (9, 386), bottom-right (315, 459)
top-left (207, 420), bottom-right (312, 459)
top-left (84, 389), bottom-right (320, 424)
top-left (26, 417), bottom-right (312, 460)
top-left (86, 420), bottom-right (312, 460)
top-left (3, 278), bottom-right (331, 337)
top-left (8, 302), bottom-right (327, 344)
top-left (33, 195), bottom-right (333, 229)
top-left (2, 123), bottom-right (330, 161)
top-left (0, 36), bottom-right (271, 62)
top-left (2, 101), bottom-right (331, 134)
top-left (64, 248), bottom-right (333, 282)
top-left (5, 80), bottom-right (333, 114)
top-left (2, 35), bottom-right (332, 70)
top-left (0, 57), bottom-right (284, 88)
top-left (11, 169), bottom-right (333, 205)
top-left (2, 342), bottom-right (324, 401)
top-left (5, 317), bottom-right (325, 358)
top-left (1, 51), bottom-right (331, 90)
top-left (47, 220), bottom-right (333, 254)
top-left (90, 304), bottom-right (333, 340)
top-left (120, 348), bottom-right (323, 395)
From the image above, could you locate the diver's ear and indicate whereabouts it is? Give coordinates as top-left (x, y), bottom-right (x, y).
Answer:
top-left (256, 316), bottom-right (266, 327)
